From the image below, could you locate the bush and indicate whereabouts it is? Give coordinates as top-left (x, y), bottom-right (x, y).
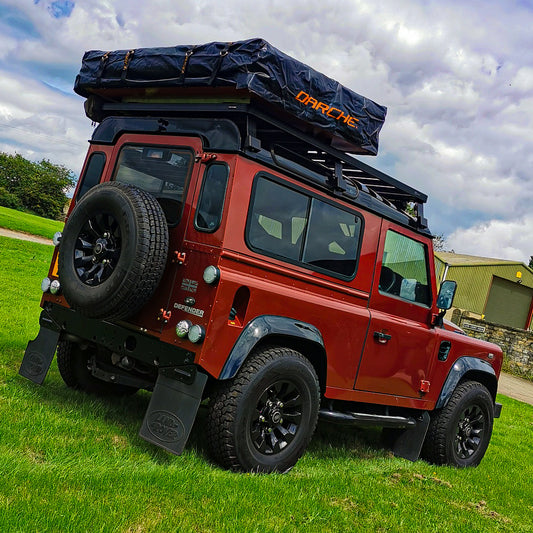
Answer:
top-left (0, 152), bottom-right (76, 220)
top-left (0, 186), bottom-right (22, 210)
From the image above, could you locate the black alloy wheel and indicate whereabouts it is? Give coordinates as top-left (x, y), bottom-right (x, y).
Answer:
top-left (251, 380), bottom-right (303, 455)
top-left (207, 346), bottom-right (320, 473)
top-left (421, 380), bottom-right (494, 467)
top-left (454, 403), bottom-right (486, 461)
top-left (74, 213), bottom-right (121, 286)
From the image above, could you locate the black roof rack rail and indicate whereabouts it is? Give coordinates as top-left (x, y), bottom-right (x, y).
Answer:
top-left (94, 99), bottom-right (429, 229)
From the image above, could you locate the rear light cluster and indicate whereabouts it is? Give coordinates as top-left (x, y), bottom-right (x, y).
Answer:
top-left (174, 265), bottom-right (220, 343)
top-left (176, 320), bottom-right (205, 343)
top-left (41, 232), bottom-right (63, 295)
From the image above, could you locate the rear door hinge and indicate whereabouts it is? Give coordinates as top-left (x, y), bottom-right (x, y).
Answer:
top-left (158, 309), bottom-right (172, 324)
top-left (199, 152), bottom-right (217, 164)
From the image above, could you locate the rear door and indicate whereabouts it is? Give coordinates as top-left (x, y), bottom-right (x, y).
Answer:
top-left (355, 223), bottom-right (438, 398)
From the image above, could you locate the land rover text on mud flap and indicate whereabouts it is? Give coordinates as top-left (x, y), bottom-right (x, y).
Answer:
top-left (20, 39), bottom-right (502, 473)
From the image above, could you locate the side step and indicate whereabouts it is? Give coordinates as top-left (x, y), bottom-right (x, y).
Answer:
top-left (319, 408), bottom-right (430, 462)
top-left (319, 409), bottom-right (417, 428)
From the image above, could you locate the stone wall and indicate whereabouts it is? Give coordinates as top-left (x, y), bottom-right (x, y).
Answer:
top-left (452, 312), bottom-right (533, 380)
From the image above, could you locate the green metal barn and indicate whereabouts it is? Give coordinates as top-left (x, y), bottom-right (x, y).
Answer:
top-left (435, 252), bottom-right (533, 330)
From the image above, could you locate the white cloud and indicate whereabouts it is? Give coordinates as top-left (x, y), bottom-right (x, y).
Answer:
top-left (0, 0), bottom-right (532, 262)
top-left (448, 216), bottom-right (533, 264)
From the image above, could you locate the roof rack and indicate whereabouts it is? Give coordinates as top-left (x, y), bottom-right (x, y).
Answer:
top-left (92, 99), bottom-right (429, 231)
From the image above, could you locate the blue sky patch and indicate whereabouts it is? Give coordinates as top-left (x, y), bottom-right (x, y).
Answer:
top-left (0, 4), bottom-right (41, 39)
top-left (34, 0), bottom-right (75, 19)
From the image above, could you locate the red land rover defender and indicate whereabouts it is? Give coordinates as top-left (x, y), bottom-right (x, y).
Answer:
top-left (19, 40), bottom-right (502, 473)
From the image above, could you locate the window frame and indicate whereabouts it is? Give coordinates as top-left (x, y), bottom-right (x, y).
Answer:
top-left (245, 172), bottom-right (364, 281)
top-left (378, 229), bottom-right (432, 307)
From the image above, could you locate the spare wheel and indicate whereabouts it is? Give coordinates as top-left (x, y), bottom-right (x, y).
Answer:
top-left (58, 181), bottom-right (169, 321)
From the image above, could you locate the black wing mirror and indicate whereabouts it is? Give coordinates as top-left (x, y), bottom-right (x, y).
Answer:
top-left (436, 280), bottom-right (457, 310)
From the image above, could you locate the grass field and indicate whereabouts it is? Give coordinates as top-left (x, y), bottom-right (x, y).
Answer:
top-left (1, 236), bottom-right (532, 532)
top-left (0, 205), bottom-right (64, 240)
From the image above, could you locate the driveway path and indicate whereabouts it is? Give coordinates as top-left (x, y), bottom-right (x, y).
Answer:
top-left (0, 227), bottom-right (52, 245)
top-left (498, 372), bottom-right (533, 406)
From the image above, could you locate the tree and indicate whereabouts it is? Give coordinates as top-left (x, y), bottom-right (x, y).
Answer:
top-left (0, 152), bottom-right (76, 220)
top-left (529, 256), bottom-right (533, 269)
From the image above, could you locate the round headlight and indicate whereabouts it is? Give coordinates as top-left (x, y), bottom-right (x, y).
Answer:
top-left (203, 265), bottom-right (220, 285)
top-left (188, 324), bottom-right (205, 344)
top-left (50, 279), bottom-right (61, 295)
top-left (176, 320), bottom-right (192, 338)
top-left (41, 277), bottom-right (51, 292)
top-left (52, 231), bottom-right (62, 246)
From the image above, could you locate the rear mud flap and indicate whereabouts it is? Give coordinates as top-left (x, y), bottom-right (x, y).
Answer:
top-left (391, 411), bottom-right (430, 462)
top-left (19, 327), bottom-right (60, 385)
top-left (139, 370), bottom-right (208, 456)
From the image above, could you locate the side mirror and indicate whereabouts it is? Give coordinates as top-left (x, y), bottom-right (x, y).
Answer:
top-left (436, 280), bottom-right (457, 310)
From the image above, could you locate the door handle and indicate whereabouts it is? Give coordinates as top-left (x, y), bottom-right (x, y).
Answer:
top-left (373, 331), bottom-right (392, 344)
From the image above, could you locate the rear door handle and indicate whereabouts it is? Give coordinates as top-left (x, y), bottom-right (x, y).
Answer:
top-left (373, 331), bottom-right (392, 344)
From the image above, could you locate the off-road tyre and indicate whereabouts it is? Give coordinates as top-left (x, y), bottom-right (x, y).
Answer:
top-left (421, 381), bottom-right (494, 467)
top-left (57, 339), bottom-right (138, 396)
top-left (207, 346), bottom-right (320, 473)
top-left (58, 181), bottom-right (168, 321)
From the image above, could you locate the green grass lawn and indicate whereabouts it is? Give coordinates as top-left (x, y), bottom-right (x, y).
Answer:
top-left (0, 205), bottom-right (64, 240)
top-left (1, 236), bottom-right (532, 532)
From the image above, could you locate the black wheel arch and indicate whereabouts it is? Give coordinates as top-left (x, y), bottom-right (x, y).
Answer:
top-left (218, 315), bottom-right (327, 393)
top-left (436, 356), bottom-right (498, 409)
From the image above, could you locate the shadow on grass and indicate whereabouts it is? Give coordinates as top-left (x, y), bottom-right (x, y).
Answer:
top-left (14, 369), bottom-right (392, 469)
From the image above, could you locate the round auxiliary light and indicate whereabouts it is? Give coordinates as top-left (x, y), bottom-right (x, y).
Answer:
top-left (52, 231), bottom-right (62, 247)
top-left (188, 324), bottom-right (205, 344)
top-left (203, 265), bottom-right (220, 285)
top-left (41, 277), bottom-right (51, 292)
top-left (176, 320), bottom-right (192, 338)
top-left (50, 279), bottom-right (61, 295)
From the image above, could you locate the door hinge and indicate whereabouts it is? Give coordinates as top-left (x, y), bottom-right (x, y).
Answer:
top-left (419, 380), bottom-right (430, 394)
top-left (158, 309), bottom-right (172, 324)
top-left (200, 152), bottom-right (217, 164)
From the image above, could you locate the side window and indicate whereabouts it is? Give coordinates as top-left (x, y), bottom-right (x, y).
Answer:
top-left (247, 176), bottom-right (361, 277)
top-left (248, 178), bottom-right (308, 261)
top-left (302, 199), bottom-right (360, 277)
top-left (76, 152), bottom-right (106, 200)
top-left (379, 230), bottom-right (430, 306)
top-left (195, 164), bottom-right (229, 232)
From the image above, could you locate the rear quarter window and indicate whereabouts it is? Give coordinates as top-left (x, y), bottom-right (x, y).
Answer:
top-left (247, 175), bottom-right (362, 279)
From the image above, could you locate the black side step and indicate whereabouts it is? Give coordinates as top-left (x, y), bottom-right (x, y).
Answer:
top-left (319, 409), bottom-right (417, 428)
top-left (319, 408), bottom-right (430, 462)
top-left (139, 368), bottom-right (207, 456)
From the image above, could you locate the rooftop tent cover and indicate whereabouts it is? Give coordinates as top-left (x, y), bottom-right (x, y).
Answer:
top-left (74, 38), bottom-right (387, 155)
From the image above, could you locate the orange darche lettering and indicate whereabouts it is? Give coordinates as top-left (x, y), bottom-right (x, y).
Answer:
top-left (295, 91), bottom-right (359, 129)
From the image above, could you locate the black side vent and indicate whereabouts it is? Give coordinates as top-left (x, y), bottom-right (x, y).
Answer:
top-left (438, 341), bottom-right (452, 361)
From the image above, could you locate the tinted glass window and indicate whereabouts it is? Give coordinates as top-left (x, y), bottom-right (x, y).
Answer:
top-left (248, 177), bottom-right (361, 277)
top-left (379, 231), bottom-right (430, 305)
top-left (302, 199), bottom-right (360, 277)
top-left (77, 152), bottom-right (105, 200)
top-left (195, 164), bottom-right (229, 232)
top-left (113, 145), bottom-right (193, 225)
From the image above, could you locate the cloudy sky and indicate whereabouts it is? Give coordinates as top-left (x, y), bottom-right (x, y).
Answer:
top-left (1, 0), bottom-right (532, 262)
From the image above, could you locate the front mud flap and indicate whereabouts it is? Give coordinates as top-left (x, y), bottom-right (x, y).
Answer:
top-left (391, 411), bottom-right (430, 462)
top-left (139, 368), bottom-right (208, 456)
top-left (19, 327), bottom-right (60, 385)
